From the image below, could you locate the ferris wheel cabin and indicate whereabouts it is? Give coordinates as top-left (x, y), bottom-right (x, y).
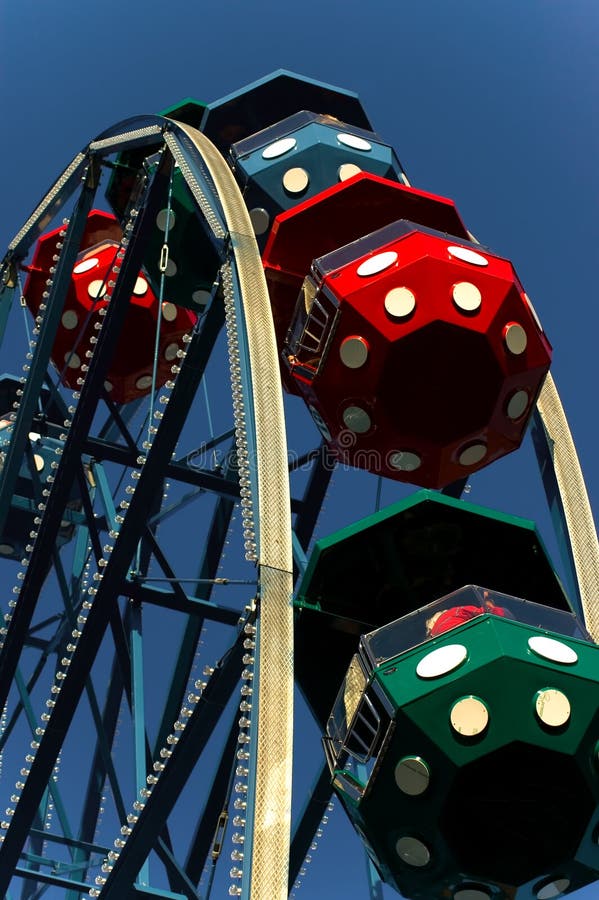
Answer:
top-left (294, 491), bottom-right (599, 898)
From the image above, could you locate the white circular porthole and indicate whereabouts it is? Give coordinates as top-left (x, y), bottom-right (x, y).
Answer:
top-left (64, 352), bottom-right (81, 369)
top-left (282, 167), bottom-right (310, 194)
top-left (87, 279), bottom-right (107, 300)
top-left (385, 286), bottom-right (416, 319)
top-left (394, 757), bottom-right (430, 795)
top-left (454, 888), bottom-right (492, 900)
top-left (338, 163), bottom-right (362, 181)
top-left (458, 442), bottom-right (487, 467)
top-left (339, 336), bottom-right (369, 369)
top-left (416, 644), bottom-right (467, 679)
top-left (452, 281), bottom-right (482, 313)
top-left (249, 207), bottom-right (270, 235)
top-left (192, 289), bottom-right (211, 307)
top-left (506, 389), bottom-right (529, 421)
top-left (262, 136), bottom-right (297, 159)
top-left (450, 696), bottom-right (489, 737)
top-left (61, 310), bottom-right (79, 330)
top-left (337, 133), bottom-right (372, 152)
top-left (161, 302), bottom-right (178, 322)
top-left (504, 322), bottom-right (528, 355)
top-left (536, 878), bottom-right (571, 899)
top-left (447, 246), bottom-right (488, 267)
top-left (528, 636), bottom-right (578, 665)
top-left (156, 209), bottom-right (176, 232)
top-left (535, 689), bottom-right (571, 728)
top-left (133, 276), bottom-right (148, 296)
top-left (357, 251), bottom-right (397, 277)
top-left (388, 450), bottom-right (421, 472)
top-left (342, 405), bottom-right (371, 434)
top-left (395, 835), bottom-right (430, 867)
top-left (164, 343), bottom-right (180, 361)
top-left (73, 257), bottom-right (99, 275)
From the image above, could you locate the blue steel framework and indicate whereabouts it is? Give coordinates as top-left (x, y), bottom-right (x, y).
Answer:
top-left (0, 117), bottom-right (302, 899)
top-left (0, 112), bottom-right (590, 900)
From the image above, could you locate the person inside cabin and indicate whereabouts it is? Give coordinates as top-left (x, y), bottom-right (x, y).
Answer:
top-left (425, 590), bottom-right (511, 638)
top-left (481, 589), bottom-right (512, 618)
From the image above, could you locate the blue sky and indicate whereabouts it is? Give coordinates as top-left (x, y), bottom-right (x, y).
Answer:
top-left (0, 1), bottom-right (597, 898)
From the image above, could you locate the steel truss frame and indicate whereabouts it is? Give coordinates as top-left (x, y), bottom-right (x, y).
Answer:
top-left (0, 112), bottom-right (595, 900)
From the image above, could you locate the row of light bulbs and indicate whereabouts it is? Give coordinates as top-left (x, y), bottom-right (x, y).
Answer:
top-left (91, 617), bottom-right (257, 895)
top-left (90, 250), bottom-right (262, 889)
top-left (1, 184), bottom-right (263, 894)
top-left (289, 800), bottom-right (336, 898)
top-left (228, 618), bottom-right (257, 895)
top-left (0, 205), bottom-right (142, 847)
top-left (0, 206), bottom-right (110, 843)
top-left (221, 265), bottom-right (257, 563)
top-left (85, 241), bottom-right (195, 893)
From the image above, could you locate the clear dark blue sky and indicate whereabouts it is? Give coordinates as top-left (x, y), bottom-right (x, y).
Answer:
top-left (0, 1), bottom-right (597, 898)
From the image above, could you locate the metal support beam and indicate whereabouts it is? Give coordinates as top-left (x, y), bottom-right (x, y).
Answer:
top-left (12, 668), bottom-right (75, 852)
top-left (124, 581), bottom-right (240, 626)
top-left (0, 158), bottom-right (99, 538)
top-left (130, 604), bottom-right (149, 887)
top-left (152, 453), bottom-right (235, 758)
top-left (83, 436), bottom-right (242, 501)
top-left (65, 653), bottom-right (127, 900)
top-left (184, 712), bottom-right (240, 883)
top-left (100, 629), bottom-right (246, 897)
top-left (441, 477), bottom-right (468, 500)
top-left (0, 165), bottom-right (220, 889)
top-left (288, 763), bottom-right (333, 889)
top-left (531, 410), bottom-right (581, 610)
top-left (292, 444), bottom-right (334, 553)
top-left (29, 828), bottom-right (109, 856)
top-left (0, 653), bottom-right (49, 754)
top-left (13, 866), bottom-right (187, 899)
top-left (0, 153), bottom-right (160, 714)
top-left (154, 841), bottom-right (201, 900)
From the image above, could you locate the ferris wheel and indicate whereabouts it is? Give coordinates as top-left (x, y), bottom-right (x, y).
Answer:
top-left (0, 70), bottom-right (597, 900)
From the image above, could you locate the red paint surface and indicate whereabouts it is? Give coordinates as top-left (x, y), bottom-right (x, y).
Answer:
top-left (284, 223), bottom-right (551, 487)
top-left (24, 212), bottom-right (196, 404)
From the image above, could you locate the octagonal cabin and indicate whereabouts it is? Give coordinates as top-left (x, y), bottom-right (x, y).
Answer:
top-left (324, 585), bottom-right (598, 900)
top-left (294, 490), bottom-right (573, 728)
top-left (23, 211), bottom-right (197, 404)
top-left (106, 100), bottom-right (221, 315)
top-left (262, 172), bottom-right (469, 388)
top-left (200, 69), bottom-right (373, 156)
top-left (229, 111), bottom-right (405, 249)
top-left (284, 220), bottom-right (551, 488)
